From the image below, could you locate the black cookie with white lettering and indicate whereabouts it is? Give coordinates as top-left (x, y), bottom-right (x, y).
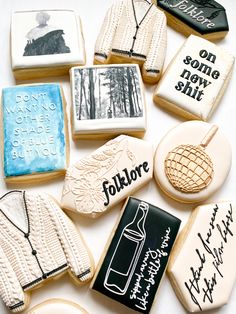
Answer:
top-left (155, 0), bottom-right (229, 40)
top-left (168, 202), bottom-right (236, 312)
top-left (91, 197), bottom-right (181, 313)
top-left (153, 35), bottom-right (234, 121)
top-left (61, 135), bottom-right (153, 217)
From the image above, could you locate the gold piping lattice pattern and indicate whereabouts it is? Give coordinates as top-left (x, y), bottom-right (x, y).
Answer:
top-left (164, 125), bottom-right (218, 194)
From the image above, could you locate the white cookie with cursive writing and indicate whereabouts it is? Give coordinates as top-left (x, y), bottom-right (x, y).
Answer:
top-left (168, 202), bottom-right (236, 312)
top-left (153, 35), bottom-right (234, 121)
top-left (61, 135), bottom-right (153, 218)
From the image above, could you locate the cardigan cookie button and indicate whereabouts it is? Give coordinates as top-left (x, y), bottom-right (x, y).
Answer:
top-left (24, 233), bottom-right (29, 238)
top-left (136, 25), bottom-right (139, 29)
top-left (42, 274), bottom-right (47, 279)
top-left (32, 250), bottom-right (37, 255)
top-left (133, 36), bottom-right (136, 40)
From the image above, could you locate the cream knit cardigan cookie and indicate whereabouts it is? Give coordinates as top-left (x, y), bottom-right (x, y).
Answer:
top-left (94, 0), bottom-right (167, 83)
top-left (0, 190), bottom-right (93, 313)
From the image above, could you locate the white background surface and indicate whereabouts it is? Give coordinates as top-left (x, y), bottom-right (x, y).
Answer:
top-left (0, 0), bottom-right (235, 313)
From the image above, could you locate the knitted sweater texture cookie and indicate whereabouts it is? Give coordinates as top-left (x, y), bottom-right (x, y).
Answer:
top-left (94, 0), bottom-right (167, 84)
top-left (0, 190), bottom-right (94, 313)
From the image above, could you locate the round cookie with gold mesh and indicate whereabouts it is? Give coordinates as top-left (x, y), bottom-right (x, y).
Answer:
top-left (154, 121), bottom-right (231, 203)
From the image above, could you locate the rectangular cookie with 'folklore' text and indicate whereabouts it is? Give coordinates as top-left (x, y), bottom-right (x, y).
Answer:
top-left (91, 197), bottom-right (181, 313)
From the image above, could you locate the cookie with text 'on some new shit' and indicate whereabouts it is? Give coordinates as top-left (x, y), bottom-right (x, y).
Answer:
top-left (153, 35), bottom-right (234, 121)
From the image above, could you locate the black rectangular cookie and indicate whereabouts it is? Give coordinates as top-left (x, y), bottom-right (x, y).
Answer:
top-left (91, 197), bottom-right (181, 313)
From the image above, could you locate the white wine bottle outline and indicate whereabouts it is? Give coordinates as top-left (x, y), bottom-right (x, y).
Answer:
top-left (104, 202), bottom-right (149, 295)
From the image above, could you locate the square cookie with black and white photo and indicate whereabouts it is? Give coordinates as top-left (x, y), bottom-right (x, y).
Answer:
top-left (91, 197), bottom-right (181, 313)
top-left (70, 64), bottom-right (146, 139)
top-left (11, 10), bottom-right (85, 79)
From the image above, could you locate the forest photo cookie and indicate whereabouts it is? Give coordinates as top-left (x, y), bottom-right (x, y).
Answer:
top-left (154, 121), bottom-right (231, 203)
top-left (61, 135), bottom-right (153, 218)
top-left (1, 83), bottom-right (69, 184)
top-left (168, 201), bottom-right (236, 312)
top-left (70, 64), bottom-right (146, 139)
top-left (155, 0), bottom-right (229, 40)
top-left (27, 299), bottom-right (88, 314)
top-left (94, 0), bottom-right (167, 84)
top-left (11, 10), bottom-right (85, 79)
top-left (91, 197), bottom-right (181, 313)
top-left (153, 35), bottom-right (234, 121)
top-left (0, 190), bottom-right (94, 313)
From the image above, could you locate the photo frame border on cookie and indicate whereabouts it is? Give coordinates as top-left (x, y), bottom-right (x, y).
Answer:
top-left (70, 64), bottom-right (147, 140)
top-left (11, 9), bottom-right (86, 79)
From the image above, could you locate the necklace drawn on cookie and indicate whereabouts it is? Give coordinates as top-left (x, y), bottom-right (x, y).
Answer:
top-left (164, 125), bottom-right (218, 193)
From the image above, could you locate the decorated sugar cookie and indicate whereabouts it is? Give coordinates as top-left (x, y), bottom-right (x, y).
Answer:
top-left (0, 190), bottom-right (94, 313)
top-left (61, 135), bottom-right (153, 217)
top-left (11, 10), bottom-right (85, 79)
top-left (91, 197), bottom-right (181, 313)
top-left (153, 35), bottom-right (234, 121)
top-left (1, 83), bottom-right (69, 184)
top-left (154, 121), bottom-right (231, 203)
top-left (70, 64), bottom-right (146, 139)
top-left (27, 299), bottom-right (88, 314)
top-left (168, 201), bottom-right (236, 312)
top-left (94, 0), bottom-right (167, 84)
top-left (155, 0), bottom-right (229, 40)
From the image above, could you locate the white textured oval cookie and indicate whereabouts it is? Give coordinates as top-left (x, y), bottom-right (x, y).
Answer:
top-left (27, 299), bottom-right (88, 314)
top-left (154, 121), bottom-right (231, 203)
top-left (168, 201), bottom-right (236, 312)
top-left (61, 135), bottom-right (153, 217)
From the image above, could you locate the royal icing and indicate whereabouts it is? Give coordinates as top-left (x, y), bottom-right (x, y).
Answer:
top-left (61, 135), bottom-right (153, 217)
top-left (0, 190), bottom-right (93, 313)
top-left (11, 10), bottom-right (85, 76)
top-left (154, 35), bottom-right (234, 121)
top-left (156, 0), bottom-right (229, 37)
top-left (92, 197), bottom-right (181, 313)
top-left (2, 84), bottom-right (68, 180)
top-left (154, 121), bottom-right (231, 203)
top-left (27, 299), bottom-right (88, 314)
top-left (168, 202), bottom-right (236, 312)
top-left (70, 64), bottom-right (146, 138)
top-left (94, 0), bottom-right (167, 83)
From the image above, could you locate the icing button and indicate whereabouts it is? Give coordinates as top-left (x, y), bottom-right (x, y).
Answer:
top-left (136, 25), bottom-right (139, 29)
top-left (130, 49), bottom-right (133, 53)
top-left (32, 250), bottom-right (37, 256)
top-left (24, 233), bottom-right (29, 238)
top-left (133, 36), bottom-right (136, 40)
top-left (42, 274), bottom-right (47, 279)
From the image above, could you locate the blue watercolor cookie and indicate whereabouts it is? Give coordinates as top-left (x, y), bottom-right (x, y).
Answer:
top-left (1, 83), bottom-right (69, 183)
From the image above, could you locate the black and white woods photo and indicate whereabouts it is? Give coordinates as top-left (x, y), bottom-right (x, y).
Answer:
top-left (73, 66), bottom-right (143, 121)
